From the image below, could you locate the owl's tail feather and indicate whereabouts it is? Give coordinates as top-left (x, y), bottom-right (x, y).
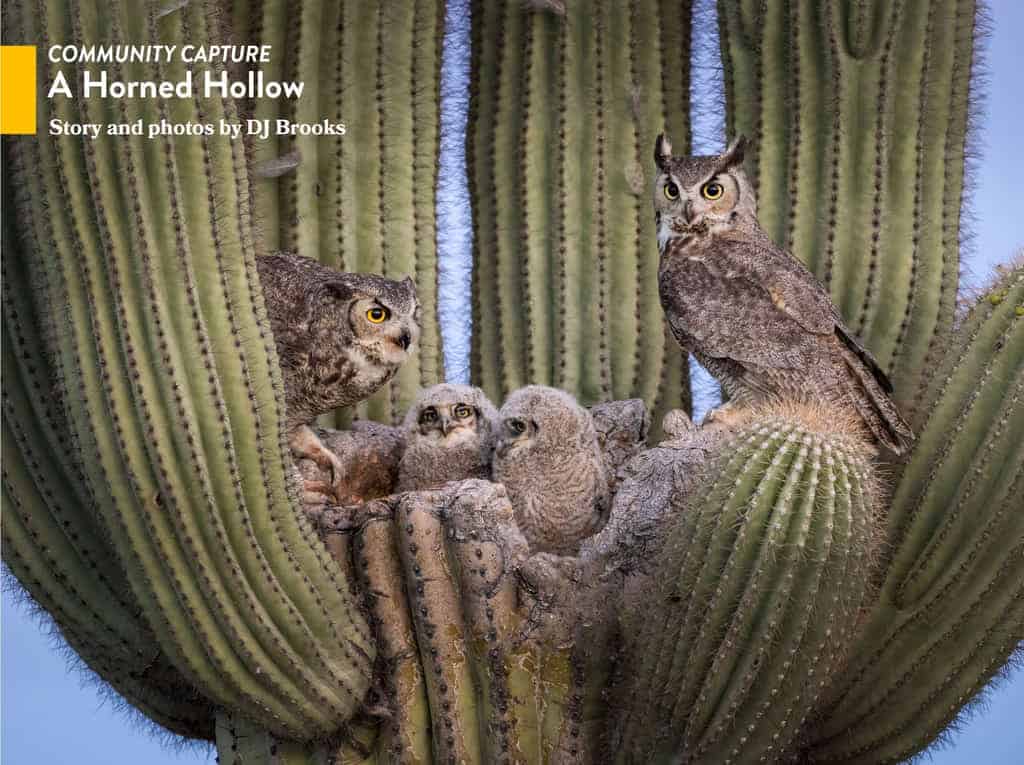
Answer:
top-left (837, 346), bottom-right (915, 456)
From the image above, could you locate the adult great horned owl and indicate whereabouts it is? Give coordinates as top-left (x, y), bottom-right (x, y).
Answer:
top-left (492, 386), bottom-right (609, 555)
top-left (653, 135), bottom-right (913, 454)
top-left (397, 384), bottom-right (499, 491)
top-left (257, 252), bottom-right (420, 489)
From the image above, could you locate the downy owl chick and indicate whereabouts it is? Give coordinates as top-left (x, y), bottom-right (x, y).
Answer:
top-left (257, 252), bottom-right (421, 492)
top-left (397, 384), bottom-right (500, 491)
top-left (653, 134), bottom-right (913, 454)
top-left (492, 386), bottom-right (609, 555)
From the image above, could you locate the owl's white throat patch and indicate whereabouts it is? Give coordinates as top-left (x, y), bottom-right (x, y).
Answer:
top-left (657, 219), bottom-right (674, 252)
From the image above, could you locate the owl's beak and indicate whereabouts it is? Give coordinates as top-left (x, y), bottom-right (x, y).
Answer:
top-left (683, 200), bottom-right (695, 224)
top-left (397, 330), bottom-right (412, 351)
top-left (439, 414), bottom-right (454, 436)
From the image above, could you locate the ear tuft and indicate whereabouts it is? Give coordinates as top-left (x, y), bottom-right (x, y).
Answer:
top-left (323, 280), bottom-right (353, 302)
top-left (722, 134), bottom-right (748, 166)
top-left (654, 133), bottom-right (673, 169)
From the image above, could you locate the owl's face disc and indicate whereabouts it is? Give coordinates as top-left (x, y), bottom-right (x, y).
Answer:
top-left (653, 135), bottom-right (755, 249)
top-left (417, 402), bottom-right (480, 443)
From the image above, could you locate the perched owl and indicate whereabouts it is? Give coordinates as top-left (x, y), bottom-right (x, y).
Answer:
top-left (653, 135), bottom-right (914, 454)
top-left (397, 384), bottom-right (500, 491)
top-left (492, 386), bottom-right (609, 555)
top-left (257, 252), bottom-right (421, 491)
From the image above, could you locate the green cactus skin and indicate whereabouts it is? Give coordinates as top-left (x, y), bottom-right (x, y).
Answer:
top-left (468, 0), bottom-right (692, 428)
top-left (287, 480), bottom-right (618, 765)
top-left (234, 0), bottom-right (446, 424)
top-left (2, 0), bottom-right (372, 740)
top-left (803, 263), bottom-right (1024, 764)
top-left (616, 413), bottom-right (880, 763)
top-left (718, 0), bottom-right (981, 418)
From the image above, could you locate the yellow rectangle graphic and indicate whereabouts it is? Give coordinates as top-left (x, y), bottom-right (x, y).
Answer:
top-left (1, 46), bottom-right (37, 135)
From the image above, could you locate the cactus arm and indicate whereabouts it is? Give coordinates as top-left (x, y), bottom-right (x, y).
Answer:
top-left (1, 474), bottom-right (214, 740)
top-left (520, 10), bottom-right (557, 388)
top-left (805, 265), bottom-right (1024, 763)
top-left (396, 493), bottom-right (484, 763)
top-left (717, 0), bottom-right (980, 415)
top-left (5, 0), bottom-right (376, 740)
top-left (618, 412), bottom-right (879, 763)
top-left (492, 0), bottom-right (529, 397)
top-left (355, 510), bottom-right (433, 763)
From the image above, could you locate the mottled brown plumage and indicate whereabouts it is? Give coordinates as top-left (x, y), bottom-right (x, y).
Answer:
top-left (257, 252), bottom-right (420, 490)
top-left (653, 135), bottom-right (913, 454)
top-left (397, 384), bottom-right (499, 491)
top-left (492, 386), bottom-right (609, 555)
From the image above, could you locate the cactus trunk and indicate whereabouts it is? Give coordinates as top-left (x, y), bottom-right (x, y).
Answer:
top-left (468, 0), bottom-right (693, 429)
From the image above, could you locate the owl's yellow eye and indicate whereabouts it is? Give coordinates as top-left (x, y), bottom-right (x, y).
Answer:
top-left (701, 181), bottom-right (724, 200)
top-left (453, 404), bottom-right (473, 419)
top-left (366, 306), bottom-right (389, 323)
top-left (663, 181), bottom-right (680, 200)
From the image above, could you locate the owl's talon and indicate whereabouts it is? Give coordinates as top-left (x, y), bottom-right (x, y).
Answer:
top-left (302, 482), bottom-right (336, 507)
top-left (291, 425), bottom-right (348, 502)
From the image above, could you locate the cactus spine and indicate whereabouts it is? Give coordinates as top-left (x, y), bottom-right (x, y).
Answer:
top-left (718, 0), bottom-right (981, 417)
top-left (235, 0), bottom-right (446, 424)
top-left (468, 0), bottom-right (693, 428)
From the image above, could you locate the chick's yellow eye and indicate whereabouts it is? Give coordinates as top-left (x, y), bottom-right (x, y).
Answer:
top-left (663, 181), bottom-right (680, 200)
top-left (366, 307), bottom-right (389, 323)
top-left (701, 181), bottom-right (724, 200)
top-left (453, 404), bottom-right (473, 419)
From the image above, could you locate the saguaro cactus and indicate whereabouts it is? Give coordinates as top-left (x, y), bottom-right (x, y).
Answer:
top-left (3, 0), bottom-right (1021, 763)
top-left (803, 262), bottom-right (1024, 764)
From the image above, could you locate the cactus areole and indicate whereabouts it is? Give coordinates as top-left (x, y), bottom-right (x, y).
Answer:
top-left (1, 1), bottom-right (1020, 765)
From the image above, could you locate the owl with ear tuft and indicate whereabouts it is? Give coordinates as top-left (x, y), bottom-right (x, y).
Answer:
top-left (397, 384), bottom-right (500, 492)
top-left (257, 252), bottom-right (420, 495)
top-left (653, 134), bottom-right (913, 454)
top-left (492, 386), bottom-right (610, 555)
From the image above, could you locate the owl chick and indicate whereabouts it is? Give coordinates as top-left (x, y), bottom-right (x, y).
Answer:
top-left (397, 384), bottom-right (500, 492)
top-left (492, 386), bottom-right (609, 555)
top-left (257, 252), bottom-right (421, 493)
top-left (653, 134), bottom-right (914, 454)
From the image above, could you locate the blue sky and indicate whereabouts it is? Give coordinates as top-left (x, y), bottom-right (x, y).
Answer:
top-left (3, 1), bottom-right (1022, 763)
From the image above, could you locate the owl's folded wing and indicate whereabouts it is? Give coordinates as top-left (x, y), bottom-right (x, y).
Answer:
top-left (661, 239), bottom-right (835, 370)
top-left (688, 239), bottom-right (894, 393)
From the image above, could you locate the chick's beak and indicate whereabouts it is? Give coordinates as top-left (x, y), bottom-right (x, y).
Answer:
top-left (440, 415), bottom-right (453, 436)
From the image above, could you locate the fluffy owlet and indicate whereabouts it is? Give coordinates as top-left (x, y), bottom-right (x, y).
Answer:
top-left (257, 252), bottom-right (421, 490)
top-left (397, 384), bottom-right (500, 492)
top-left (492, 386), bottom-right (609, 555)
top-left (653, 135), bottom-right (914, 454)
